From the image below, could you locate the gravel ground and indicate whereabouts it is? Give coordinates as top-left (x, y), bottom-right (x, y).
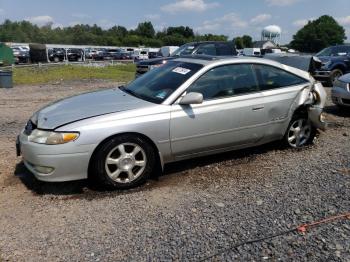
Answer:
top-left (0, 81), bottom-right (349, 261)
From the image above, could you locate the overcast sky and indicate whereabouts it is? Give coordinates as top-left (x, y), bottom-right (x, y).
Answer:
top-left (0, 0), bottom-right (349, 44)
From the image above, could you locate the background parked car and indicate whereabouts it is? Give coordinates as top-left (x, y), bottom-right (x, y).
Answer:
top-left (332, 73), bottom-right (350, 108)
top-left (48, 48), bottom-right (65, 62)
top-left (114, 51), bottom-right (132, 60)
top-left (314, 45), bottom-right (350, 85)
top-left (135, 41), bottom-right (237, 77)
top-left (103, 49), bottom-right (122, 60)
top-left (91, 48), bottom-right (106, 60)
top-left (158, 46), bottom-right (179, 57)
top-left (147, 48), bottom-right (160, 59)
top-left (67, 48), bottom-right (84, 61)
top-left (11, 46), bottom-right (30, 63)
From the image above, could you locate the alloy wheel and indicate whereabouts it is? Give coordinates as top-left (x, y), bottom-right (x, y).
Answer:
top-left (287, 119), bottom-right (312, 147)
top-left (104, 143), bottom-right (147, 183)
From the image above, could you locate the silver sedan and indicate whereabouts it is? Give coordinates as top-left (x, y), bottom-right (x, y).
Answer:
top-left (17, 57), bottom-right (327, 189)
top-left (332, 73), bottom-right (350, 107)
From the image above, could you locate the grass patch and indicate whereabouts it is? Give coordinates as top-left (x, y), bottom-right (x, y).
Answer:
top-left (13, 63), bottom-right (136, 85)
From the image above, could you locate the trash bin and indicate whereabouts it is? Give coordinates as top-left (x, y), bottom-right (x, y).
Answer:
top-left (0, 70), bottom-right (13, 88)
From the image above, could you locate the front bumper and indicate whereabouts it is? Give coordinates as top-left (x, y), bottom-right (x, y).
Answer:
top-left (314, 70), bottom-right (331, 80)
top-left (18, 130), bottom-right (97, 182)
top-left (308, 107), bottom-right (327, 130)
top-left (331, 86), bottom-right (350, 107)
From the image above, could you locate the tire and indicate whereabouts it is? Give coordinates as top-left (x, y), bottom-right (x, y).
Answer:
top-left (283, 114), bottom-right (316, 148)
top-left (327, 69), bottom-right (343, 86)
top-left (89, 134), bottom-right (155, 190)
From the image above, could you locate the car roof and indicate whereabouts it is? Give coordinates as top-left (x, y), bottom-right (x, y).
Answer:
top-left (187, 41), bottom-right (232, 45)
top-left (174, 55), bottom-right (311, 80)
top-left (330, 44), bottom-right (350, 48)
top-left (174, 55), bottom-right (279, 66)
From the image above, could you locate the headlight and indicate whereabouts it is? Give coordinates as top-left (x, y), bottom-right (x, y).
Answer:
top-left (29, 130), bottom-right (79, 145)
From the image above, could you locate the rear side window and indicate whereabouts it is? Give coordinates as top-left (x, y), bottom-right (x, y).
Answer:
top-left (195, 44), bottom-right (216, 56)
top-left (333, 46), bottom-right (350, 55)
top-left (216, 43), bottom-right (233, 56)
top-left (254, 64), bottom-right (308, 90)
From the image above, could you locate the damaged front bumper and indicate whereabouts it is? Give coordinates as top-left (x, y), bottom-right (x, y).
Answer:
top-left (308, 107), bottom-right (326, 130)
top-left (307, 82), bottom-right (327, 131)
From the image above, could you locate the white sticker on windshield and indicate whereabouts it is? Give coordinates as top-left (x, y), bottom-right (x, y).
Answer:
top-left (172, 67), bottom-right (191, 75)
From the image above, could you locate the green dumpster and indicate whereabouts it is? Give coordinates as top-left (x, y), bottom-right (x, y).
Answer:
top-left (0, 43), bottom-right (14, 66)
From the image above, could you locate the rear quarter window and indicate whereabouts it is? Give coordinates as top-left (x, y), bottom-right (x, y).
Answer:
top-left (254, 64), bottom-right (308, 90)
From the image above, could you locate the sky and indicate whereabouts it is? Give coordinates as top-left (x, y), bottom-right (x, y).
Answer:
top-left (0, 0), bottom-right (349, 44)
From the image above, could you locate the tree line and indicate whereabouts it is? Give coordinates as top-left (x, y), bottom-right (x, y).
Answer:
top-left (0, 20), bottom-right (227, 47)
top-left (0, 15), bottom-right (347, 52)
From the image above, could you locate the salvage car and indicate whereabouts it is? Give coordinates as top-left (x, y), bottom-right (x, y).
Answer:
top-left (332, 73), bottom-right (350, 107)
top-left (17, 56), bottom-right (326, 189)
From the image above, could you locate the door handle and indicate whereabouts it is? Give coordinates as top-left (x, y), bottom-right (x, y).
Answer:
top-left (252, 106), bottom-right (265, 111)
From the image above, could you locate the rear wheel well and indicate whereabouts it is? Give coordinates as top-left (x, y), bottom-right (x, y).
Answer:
top-left (88, 132), bottom-right (162, 179)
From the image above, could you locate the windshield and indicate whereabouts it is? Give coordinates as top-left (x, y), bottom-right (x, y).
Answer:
top-left (122, 61), bottom-right (203, 104)
top-left (171, 43), bottom-right (196, 56)
top-left (316, 47), bottom-right (332, 57)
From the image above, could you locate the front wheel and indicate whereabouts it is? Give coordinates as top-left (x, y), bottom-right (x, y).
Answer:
top-left (327, 69), bottom-right (343, 86)
top-left (89, 135), bottom-right (155, 190)
top-left (283, 115), bottom-right (316, 148)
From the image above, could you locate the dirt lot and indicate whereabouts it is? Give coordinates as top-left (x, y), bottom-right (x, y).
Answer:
top-left (0, 80), bottom-right (349, 261)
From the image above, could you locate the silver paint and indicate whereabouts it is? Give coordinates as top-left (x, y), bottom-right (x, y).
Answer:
top-left (18, 57), bottom-right (327, 182)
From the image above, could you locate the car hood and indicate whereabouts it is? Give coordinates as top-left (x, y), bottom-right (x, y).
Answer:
top-left (34, 88), bottom-right (153, 129)
top-left (338, 73), bottom-right (350, 83)
top-left (317, 56), bottom-right (345, 63)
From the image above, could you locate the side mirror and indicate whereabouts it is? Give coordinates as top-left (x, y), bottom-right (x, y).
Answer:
top-left (179, 92), bottom-right (203, 105)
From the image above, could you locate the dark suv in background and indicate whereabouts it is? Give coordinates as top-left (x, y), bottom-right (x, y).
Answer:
top-left (315, 45), bottom-right (350, 85)
top-left (136, 41), bottom-right (237, 77)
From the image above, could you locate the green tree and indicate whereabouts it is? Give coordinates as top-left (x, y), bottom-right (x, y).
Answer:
top-left (161, 34), bottom-right (186, 46)
top-left (242, 35), bottom-right (253, 48)
top-left (135, 21), bottom-right (155, 38)
top-left (234, 36), bottom-right (244, 49)
top-left (0, 19), bottom-right (231, 47)
top-left (233, 35), bottom-right (252, 49)
top-left (290, 15), bottom-right (346, 53)
top-left (167, 26), bottom-right (194, 38)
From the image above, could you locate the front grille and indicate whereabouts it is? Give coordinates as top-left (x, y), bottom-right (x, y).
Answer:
top-left (342, 98), bottom-right (350, 105)
top-left (24, 120), bottom-right (37, 135)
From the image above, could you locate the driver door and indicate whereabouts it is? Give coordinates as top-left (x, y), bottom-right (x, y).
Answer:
top-left (170, 63), bottom-right (267, 158)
